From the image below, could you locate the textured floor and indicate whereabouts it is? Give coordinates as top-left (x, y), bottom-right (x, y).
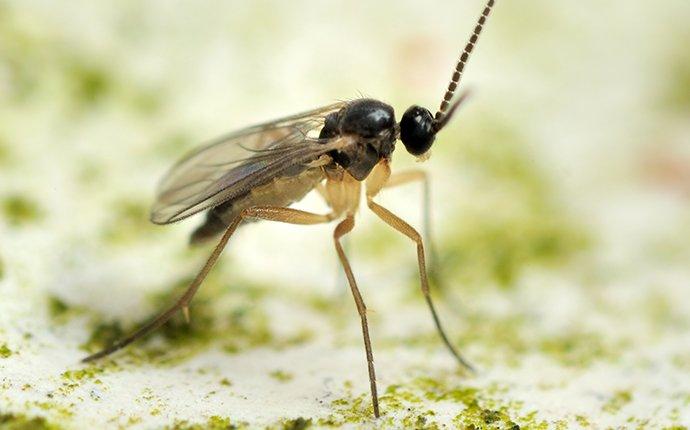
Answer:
top-left (1, 1), bottom-right (690, 428)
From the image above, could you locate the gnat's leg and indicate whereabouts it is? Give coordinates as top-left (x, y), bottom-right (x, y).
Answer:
top-left (366, 198), bottom-right (474, 372)
top-left (333, 216), bottom-right (380, 418)
top-left (83, 206), bottom-right (333, 363)
top-left (334, 234), bottom-right (350, 294)
top-left (317, 181), bottom-right (351, 295)
top-left (382, 170), bottom-right (440, 282)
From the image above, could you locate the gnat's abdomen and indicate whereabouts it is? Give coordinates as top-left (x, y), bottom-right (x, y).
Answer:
top-left (190, 167), bottom-right (325, 245)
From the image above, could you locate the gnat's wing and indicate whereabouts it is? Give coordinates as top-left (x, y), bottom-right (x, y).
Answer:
top-left (151, 102), bottom-right (348, 224)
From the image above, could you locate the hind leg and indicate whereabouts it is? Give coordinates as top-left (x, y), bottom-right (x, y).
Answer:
top-left (83, 206), bottom-right (335, 362)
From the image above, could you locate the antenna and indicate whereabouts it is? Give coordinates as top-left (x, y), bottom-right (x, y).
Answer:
top-left (434, 0), bottom-right (496, 123)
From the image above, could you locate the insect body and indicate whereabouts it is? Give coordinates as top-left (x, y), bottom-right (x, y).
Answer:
top-left (84, 0), bottom-right (496, 419)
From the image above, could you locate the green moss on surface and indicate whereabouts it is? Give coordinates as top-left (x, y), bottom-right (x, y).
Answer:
top-left (602, 390), bottom-right (632, 414)
top-left (538, 331), bottom-right (625, 367)
top-left (393, 304), bottom-right (626, 369)
top-left (80, 321), bottom-right (125, 353)
top-left (269, 369), bottom-right (293, 382)
top-left (79, 271), bottom-right (276, 366)
top-left (61, 364), bottom-right (108, 382)
top-left (27, 401), bottom-right (74, 420)
top-left (0, 5), bottom-right (164, 113)
top-left (75, 160), bottom-right (103, 187)
top-left (66, 61), bottom-right (112, 105)
top-left (0, 413), bottom-right (63, 430)
top-left (0, 135), bottom-right (11, 166)
top-left (47, 296), bottom-right (70, 318)
top-left (165, 415), bottom-right (247, 430)
top-left (318, 377), bottom-right (542, 428)
top-left (46, 296), bottom-right (89, 324)
top-left (153, 131), bottom-right (194, 158)
top-left (575, 415), bottom-right (591, 427)
top-left (270, 417), bottom-right (313, 430)
top-left (101, 198), bottom-right (154, 244)
top-left (672, 352), bottom-right (690, 370)
top-left (452, 405), bottom-right (520, 430)
top-left (0, 9), bottom-right (43, 102)
top-left (128, 87), bottom-right (164, 116)
top-left (443, 213), bottom-right (589, 288)
top-left (0, 342), bottom-right (13, 358)
top-left (2, 195), bottom-right (44, 226)
top-left (661, 33), bottom-right (690, 113)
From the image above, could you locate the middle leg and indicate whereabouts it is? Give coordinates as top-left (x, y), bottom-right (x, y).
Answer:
top-left (333, 215), bottom-right (380, 418)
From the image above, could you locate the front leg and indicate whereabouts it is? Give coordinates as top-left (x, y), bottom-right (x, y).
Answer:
top-left (367, 164), bottom-right (431, 247)
top-left (366, 162), bottom-right (473, 371)
top-left (381, 169), bottom-right (437, 273)
top-left (367, 163), bottom-right (441, 285)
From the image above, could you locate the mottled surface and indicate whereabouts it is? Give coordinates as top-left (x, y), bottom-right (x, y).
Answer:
top-left (1, 1), bottom-right (690, 429)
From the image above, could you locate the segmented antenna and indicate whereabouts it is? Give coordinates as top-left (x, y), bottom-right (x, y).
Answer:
top-left (434, 0), bottom-right (495, 122)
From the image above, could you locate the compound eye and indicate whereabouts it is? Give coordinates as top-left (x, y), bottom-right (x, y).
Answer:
top-left (400, 105), bottom-right (435, 156)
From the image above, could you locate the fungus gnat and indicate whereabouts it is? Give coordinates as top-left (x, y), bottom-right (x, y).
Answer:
top-left (84, 0), bottom-right (496, 418)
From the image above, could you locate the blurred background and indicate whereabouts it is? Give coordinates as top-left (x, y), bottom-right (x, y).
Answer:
top-left (1, 0), bottom-right (689, 428)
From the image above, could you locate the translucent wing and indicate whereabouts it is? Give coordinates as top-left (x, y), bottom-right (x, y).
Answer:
top-left (151, 102), bottom-right (348, 224)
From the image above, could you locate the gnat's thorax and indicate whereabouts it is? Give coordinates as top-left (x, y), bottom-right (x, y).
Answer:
top-left (320, 99), bottom-right (397, 181)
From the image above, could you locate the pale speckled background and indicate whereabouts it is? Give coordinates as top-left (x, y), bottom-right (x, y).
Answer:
top-left (1, 0), bottom-right (690, 429)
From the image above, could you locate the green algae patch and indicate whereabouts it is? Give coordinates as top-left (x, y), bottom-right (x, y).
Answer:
top-left (391, 303), bottom-right (628, 369)
top-left (80, 269), bottom-right (276, 366)
top-left (575, 415), bottom-right (591, 427)
top-left (443, 212), bottom-right (589, 288)
top-left (0, 342), bottom-right (13, 358)
top-left (62, 55), bottom-right (164, 115)
top-left (101, 198), bottom-right (156, 245)
top-left (165, 415), bottom-right (247, 430)
top-left (0, 413), bottom-right (63, 430)
top-left (80, 321), bottom-right (126, 354)
top-left (538, 330), bottom-right (626, 368)
top-left (23, 400), bottom-right (74, 422)
top-left (65, 60), bottom-right (114, 107)
top-left (2, 195), bottom-right (44, 226)
top-left (61, 364), bottom-right (109, 382)
top-left (268, 417), bottom-right (313, 430)
top-left (58, 361), bottom-right (120, 396)
top-left (452, 404), bottom-right (521, 430)
top-left (602, 390), bottom-right (632, 414)
top-left (660, 31), bottom-right (690, 113)
top-left (153, 131), bottom-right (194, 159)
top-left (269, 369), bottom-right (294, 382)
top-left (0, 135), bottom-right (11, 166)
top-left (0, 8), bottom-right (45, 103)
top-left (319, 376), bottom-right (536, 428)
top-left (47, 296), bottom-right (70, 318)
top-left (47, 296), bottom-right (89, 324)
top-left (439, 115), bottom-right (590, 289)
